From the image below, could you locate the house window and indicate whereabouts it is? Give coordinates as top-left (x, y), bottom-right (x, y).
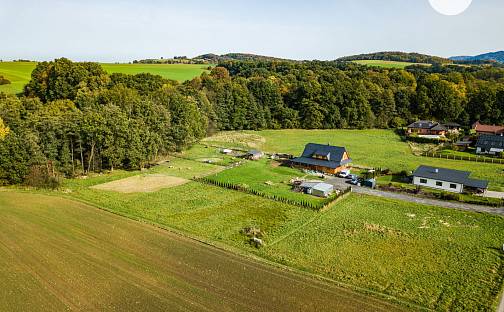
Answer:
top-left (420, 178), bottom-right (427, 184)
top-left (450, 184), bottom-right (457, 189)
top-left (436, 181), bottom-right (443, 187)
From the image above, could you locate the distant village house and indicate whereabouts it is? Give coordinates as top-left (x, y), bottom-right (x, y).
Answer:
top-left (406, 120), bottom-right (461, 138)
top-left (472, 121), bottom-right (504, 136)
top-left (290, 143), bottom-right (352, 174)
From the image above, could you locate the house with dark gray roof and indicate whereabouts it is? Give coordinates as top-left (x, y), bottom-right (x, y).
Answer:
top-left (290, 143), bottom-right (352, 174)
top-left (476, 135), bottom-right (504, 155)
top-left (406, 121), bottom-right (461, 138)
top-left (412, 165), bottom-right (488, 194)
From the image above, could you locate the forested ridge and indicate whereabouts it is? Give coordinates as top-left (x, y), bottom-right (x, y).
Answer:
top-left (1, 57), bottom-right (504, 185)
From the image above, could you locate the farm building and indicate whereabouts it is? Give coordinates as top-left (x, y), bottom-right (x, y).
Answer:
top-left (246, 150), bottom-right (264, 160)
top-left (472, 121), bottom-right (504, 136)
top-left (476, 135), bottom-right (504, 155)
top-left (406, 120), bottom-right (455, 138)
top-left (290, 143), bottom-right (352, 174)
top-left (412, 165), bottom-right (488, 194)
top-left (299, 181), bottom-right (334, 197)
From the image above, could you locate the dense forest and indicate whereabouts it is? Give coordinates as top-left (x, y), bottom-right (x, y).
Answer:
top-left (337, 52), bottom-right (452, 64)
top-left (2, 57), bottom-right (504, 185)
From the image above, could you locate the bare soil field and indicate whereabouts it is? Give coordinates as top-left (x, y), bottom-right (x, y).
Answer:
top-left (0, 191), bottom-right (406, 312)
top-left (90, 174), bottom-right (188, 193)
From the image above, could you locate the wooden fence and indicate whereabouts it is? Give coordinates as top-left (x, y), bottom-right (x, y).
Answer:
top-left (194, 176), bottom-right (352, 211)
top-left (421, 152), bottom-right (504, 165)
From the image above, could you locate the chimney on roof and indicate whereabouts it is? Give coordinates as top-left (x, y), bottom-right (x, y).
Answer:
top-left (434, 168), bottom-right (439, 173)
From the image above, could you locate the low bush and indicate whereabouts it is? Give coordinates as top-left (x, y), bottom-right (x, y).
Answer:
top-left (24, 164), bottom-right (61, 189)
top-left (0, 76), bottom-right (11, 85)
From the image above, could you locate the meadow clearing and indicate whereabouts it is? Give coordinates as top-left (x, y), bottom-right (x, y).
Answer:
top-left (16, 152), bottom-right (497, 311)
top-left (352, 60), bottom-right (430, 69)
top-left (0, 62), bottom-right (210, 94)
top-left (0, 62), bottom-right (36, 94)
top-left (203, 129), bottom-right (504, 191)
top-left (0, 191), bottom-right (404, 312)
top-left (204, 158), bottom-right (327, 206)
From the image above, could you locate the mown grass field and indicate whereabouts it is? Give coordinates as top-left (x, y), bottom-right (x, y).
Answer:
top-left (204, 130), bottom-right (504, 191)
top-left (101, 63), bottom-right (210, 82)
top-left (0, 62), bottom-right (36, 94)
top-left (352, 60), bottom-right (430, 69)
top-left (205, 158), bottom-right (326, 206)
top-left (0, 191), bottom-right (403, 312)
top-left (34, 152), bottom-right (503, 311)
top-left (0, 62), bottom-right (209, 94)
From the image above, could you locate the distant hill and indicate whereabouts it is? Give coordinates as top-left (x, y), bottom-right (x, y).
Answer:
top-left (337, 52), bottom-right (452, 65)
top-left (194, 53), bottom-right (291, 63)
top-left (450, 51), bottom-right (504, 64)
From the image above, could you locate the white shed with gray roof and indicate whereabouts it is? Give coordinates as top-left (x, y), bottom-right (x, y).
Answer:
top-left (300, 181), bottom-right (334, 197)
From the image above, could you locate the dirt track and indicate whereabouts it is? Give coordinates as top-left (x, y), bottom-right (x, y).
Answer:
top-left (0, 191), bottom-right (408, 312)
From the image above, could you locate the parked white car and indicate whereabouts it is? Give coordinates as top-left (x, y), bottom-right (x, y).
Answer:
top-left (338, 170), bottom-right (351, 178)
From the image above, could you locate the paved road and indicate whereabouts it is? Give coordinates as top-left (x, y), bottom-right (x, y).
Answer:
top-left (327, 178), bottom-right (504, 217)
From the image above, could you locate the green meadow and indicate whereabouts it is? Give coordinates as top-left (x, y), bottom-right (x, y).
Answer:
top-left (204, 129), bottom-right (504, 191)
top-left (42, 159), bottom-right (504, 311)
top-left (0, 62), bottom-right (36, 94)
top-left (353, 60), bottom-right (430, 69)
top-left (0, 62), bottom-right (210, 94)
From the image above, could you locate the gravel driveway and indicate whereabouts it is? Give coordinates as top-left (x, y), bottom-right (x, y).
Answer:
top-left (326, 177), bottom-right (504, 217)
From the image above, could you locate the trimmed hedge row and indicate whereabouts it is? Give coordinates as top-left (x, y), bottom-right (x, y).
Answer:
top-left (195, 177), bottom-right (351, 211)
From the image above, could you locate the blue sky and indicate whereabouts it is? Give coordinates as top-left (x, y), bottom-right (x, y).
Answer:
top-left (1, 0), bottom-right (503, 62)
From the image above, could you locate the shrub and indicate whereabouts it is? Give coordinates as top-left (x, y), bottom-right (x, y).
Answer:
top-left (0, 76), bottom-right (11, 85)
top-left (24, 164), bottom-right (61, 189)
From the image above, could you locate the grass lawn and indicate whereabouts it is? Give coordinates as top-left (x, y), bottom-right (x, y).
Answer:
top-left (261, 193), bottom-right (504, 311)
top-left (352, 60), bottom-right (431, 69)
top-left (173, 144), bottom-right (238, 166)
top-left (204, 129), bottom-right (504, 191)
top-left (61, 175), bottom-right (317, 251)
top-left (0, 62), bottom-right (209, 95)
top-left (205, 158), bottom-right (326, 206)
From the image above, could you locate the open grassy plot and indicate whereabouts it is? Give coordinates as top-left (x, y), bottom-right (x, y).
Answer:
top-left (0, 62), bottom-right (209, 95)
top-left (352, 60), bottom-right (430, 69)
top-left (91, 174), bottom-right (188, 193)
top-left (0, 191), bottom-right (405, 312)
top-left (101, 63), bottom-right (210, 82)
top-left (173, 144), bottom-right (239, 166)
top-left (205, 130), bottom-right (504, 191)
top-left (0, 62), bottom-right (37, 94)
top-left (61, 169), bottom-right (504, 310)
top-left (150, 157), bottom-right (224, 178)
top-left (260, 193), bottom-right (504, 311)
top-left (205, 158), bottom-right (326, 206)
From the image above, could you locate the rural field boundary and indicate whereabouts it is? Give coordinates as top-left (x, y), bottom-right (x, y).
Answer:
top-left (421, 152), bottom-right (504, 164)
top-left (195, 176), bottom-right (352, 210)
top-left (14, 188), bottom-right (427, 311)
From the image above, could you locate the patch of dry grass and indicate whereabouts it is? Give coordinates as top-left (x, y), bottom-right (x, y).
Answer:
top-left (90, 174), bottom-right (188, 193)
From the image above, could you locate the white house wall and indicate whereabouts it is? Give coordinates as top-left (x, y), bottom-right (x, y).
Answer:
top-left (412, 176), bottom-right (464, 193)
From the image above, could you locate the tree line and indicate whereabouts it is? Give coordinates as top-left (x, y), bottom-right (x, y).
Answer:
top-left (2, 57), bottom-right (504, 185)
